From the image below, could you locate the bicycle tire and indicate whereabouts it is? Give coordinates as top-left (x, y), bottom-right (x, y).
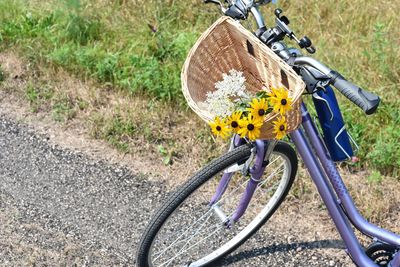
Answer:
top-left (137, 142), bottom-right (298, 267)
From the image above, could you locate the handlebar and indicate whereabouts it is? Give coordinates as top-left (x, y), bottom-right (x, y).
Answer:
top-left (330, 72), bottom-right (380, 115)
top-left (293, 57), bottom-right (380, 114)
top-left (204, 0), bottom-right (381, 115)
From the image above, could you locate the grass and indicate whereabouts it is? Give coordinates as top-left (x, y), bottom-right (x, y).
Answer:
top-left (51, 94), bottom-right (77, 122)
top-left (0, 0), bottom-right (399, 175)
top-left (25, 83), bottom-right (54, 112)
top-left (0, 0), bottom-right (210, 102)
top-left (90, 112), bottom-right (137, 153)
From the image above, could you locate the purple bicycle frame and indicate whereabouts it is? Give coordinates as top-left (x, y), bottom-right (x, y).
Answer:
top-left (210, 102), bottom-right (400, 266)
top-left (291, 103), bottom-right (400, 266)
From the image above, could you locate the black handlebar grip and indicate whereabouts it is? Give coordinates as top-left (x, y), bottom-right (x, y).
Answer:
top-left (331, 71), bottom-right (380, 115)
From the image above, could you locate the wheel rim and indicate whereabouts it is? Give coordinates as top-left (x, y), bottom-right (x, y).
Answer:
top-left (147, 151), bottom-right (291, 267)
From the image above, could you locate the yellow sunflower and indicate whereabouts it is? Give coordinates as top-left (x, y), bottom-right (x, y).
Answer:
top-left (209, 117), bottom-right (231, 139)
top-left (272, 116), bottom-right (288, 140)
top-left (269, 87), bottom-right (293, 115)
top-left (227, 111), bottom-right (243, 134)
top-left (247, 98), bottom-right (269, 120)
top-left (237, 114), bottom-right (264, 141)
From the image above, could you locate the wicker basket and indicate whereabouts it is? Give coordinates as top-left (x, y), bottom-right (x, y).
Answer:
top-left (181, 17), bottom-right (306, 140)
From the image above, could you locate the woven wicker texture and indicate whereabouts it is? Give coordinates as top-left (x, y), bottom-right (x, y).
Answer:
top-left (182, 17), bottom-right (306, 140)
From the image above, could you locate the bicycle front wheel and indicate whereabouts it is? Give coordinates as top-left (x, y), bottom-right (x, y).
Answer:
top-left (137, 142), bottom-right (298, 267)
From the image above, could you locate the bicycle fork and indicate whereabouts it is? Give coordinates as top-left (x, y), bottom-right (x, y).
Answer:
top-left (209, 137), bottom-right (276, 227)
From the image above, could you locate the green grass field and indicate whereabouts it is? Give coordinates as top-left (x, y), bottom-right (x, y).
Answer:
top-left (0, 0), bottom-right (399, 175)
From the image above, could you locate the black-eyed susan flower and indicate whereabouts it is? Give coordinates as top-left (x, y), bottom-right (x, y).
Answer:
top-left (269, 87), bottom-right (293, 115)
top-left (267, 88), bottom-right (278, 102)
top-left (209, 117), bottom-right (231, 139)
top-left (247, 98), bottom-right (269, 120)
top-left (272, 116), bottom-right (288, 140)
top-left (227, 111), bottom-right (243, 134)
top-left (238, 114), bottom-right (264, 141)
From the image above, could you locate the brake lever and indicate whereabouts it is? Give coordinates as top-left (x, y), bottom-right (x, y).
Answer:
top-left (274, 8), bottom-right (317, 54)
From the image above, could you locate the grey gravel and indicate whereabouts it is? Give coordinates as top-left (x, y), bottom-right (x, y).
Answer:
top-left (0, 115), bottom-right (167, 266)
top-left (0, 115), bottom-right (352, 266)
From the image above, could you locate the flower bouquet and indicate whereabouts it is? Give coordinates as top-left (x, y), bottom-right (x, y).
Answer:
top-left (205, 70), bottom-right (293, 141)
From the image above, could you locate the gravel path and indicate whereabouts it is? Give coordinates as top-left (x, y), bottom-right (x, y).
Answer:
top-left (0, 115), bottom-right (352, 266)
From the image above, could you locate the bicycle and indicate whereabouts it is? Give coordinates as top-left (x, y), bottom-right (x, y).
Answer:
top-left (136, 1), bottom-right (400, 266)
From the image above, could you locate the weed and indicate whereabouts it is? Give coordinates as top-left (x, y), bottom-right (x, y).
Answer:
top-left (74, 45), bottom-right (103, 71)
top-left (363, 22), bottom-right (399, 83)
top-left (25, 83), bottom-right (54, 112)
top-left (77, 99), bottom-right (89, 110)
top-left (65, 0), bottom-right (81, 11)
top-left (88, 113), bottom-right (129, 152)
top-left (95, 53), bottom-right (119, 83)
top-left (64, 13), bottom-right (102, 45)
top-left (368, 170), bottom-right (383, 184)
top-left (62, 0), bottom-right (102, 45)
top-left (90, 114), bottom-right (137, 152)
top-left (143, 125), bottom-right (157, 143)
top-left (52, 94), bottom-right (76, 122)
top-left (366, 125), bottom-right (400, 175)
top-left (106, 115), bottom-right (136, 137)
top-left (158, 145), bottom-right (173, 165)
top-left (48, 44), bottom-right (75, 67)
top-left (0, 66), bottom-right (5, 82)
top-left (25, 84), bottom-right (39, 104)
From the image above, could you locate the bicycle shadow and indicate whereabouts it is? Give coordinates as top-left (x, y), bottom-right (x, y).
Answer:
top-left (219, 239), bottom-right (345, 265)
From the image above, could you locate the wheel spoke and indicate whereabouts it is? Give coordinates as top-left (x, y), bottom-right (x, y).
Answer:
top-left (160, 223), bottom-right (224, 266)
top-left (153, 208), bottom-right (215, 261)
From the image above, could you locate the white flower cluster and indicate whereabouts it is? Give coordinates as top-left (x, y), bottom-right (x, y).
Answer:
top-left (203, 70), bottom-right (250, 118)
